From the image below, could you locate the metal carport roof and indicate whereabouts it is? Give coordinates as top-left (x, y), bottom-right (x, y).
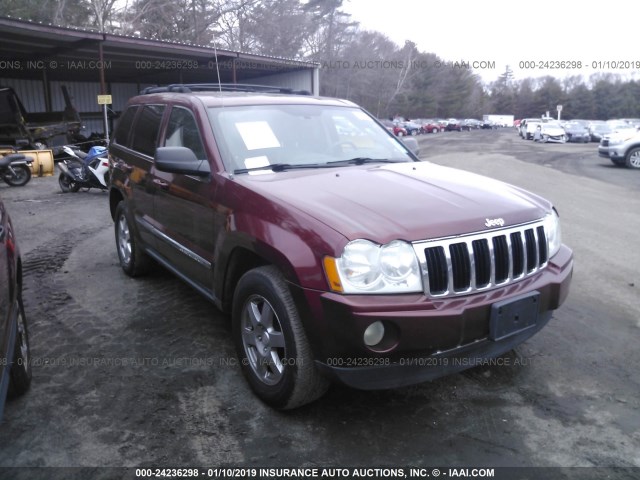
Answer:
top-left (0, 16), bottom-right (318, 87)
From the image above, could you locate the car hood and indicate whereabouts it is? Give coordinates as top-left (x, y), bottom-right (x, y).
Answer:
top-left (541, 125), bottom-right (565, 135)
top-left (606, 129), bottom-right (639, 142)
top-left (236, 162), bottom-right (551, 244)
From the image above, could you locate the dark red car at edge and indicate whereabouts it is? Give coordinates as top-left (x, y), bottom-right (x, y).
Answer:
top-left (0, 195), bottom-right (32, 421)
top-left (108, 84), bottom-right (573, 409)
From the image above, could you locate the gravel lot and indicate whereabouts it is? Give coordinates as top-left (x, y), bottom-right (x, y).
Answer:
top-left (0, 129), bottom-right (638, 479)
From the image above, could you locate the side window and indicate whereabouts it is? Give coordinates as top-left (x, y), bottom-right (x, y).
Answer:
top-left (164, 107), bottom-right (206, 160)
top-left (113, 106), bottom-right (138, 147)
top-left (131, 105), bottom-right (165, 157)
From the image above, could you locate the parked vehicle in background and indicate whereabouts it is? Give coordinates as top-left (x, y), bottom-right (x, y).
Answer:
top-left (619, 118), bottom-right (640, 129)
top-left (0, 146), bottom-right (34, 187)
top-left (0, 85), bottom-right (82, 149)
top-left (520, 118), bottom-right (542, 139)
top-left (598, 130), bottom-right (640, 168)
top-left (420, 120), bottom-right (442, 134)
top-left (401, 121), bottom-right (422, 136)
top-left (589, 121), bottom-right (611, 142)
top-left (563, 122), bottom-right (590, 143)
top-left (108, 83), bottom-right (573, 409)
top-left (445, 119), bottom-right (462, 131)
top-left (461, 119), bottom-right (482, 131)
top-left (606, 120), bottom-right (637, 135)
top-left (0, 195), bottom-right (32, 420)
top-left (57, 145), bottom-right (110, 193)
top-left (380, 119), bottom-right (407, 137)
top-left (539, 121), bottom-right (567, 143)
top-left (483, 114), bottom-right (514, 128)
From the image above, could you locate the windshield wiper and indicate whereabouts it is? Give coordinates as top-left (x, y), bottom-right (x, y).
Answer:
top-left (233, 163), bottom-right (333, 174)
top-left (328, 157), bottom-right (400, 166)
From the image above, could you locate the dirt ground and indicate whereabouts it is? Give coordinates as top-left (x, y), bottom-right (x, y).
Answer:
top-left (0, 130), bottom-right (638, 479)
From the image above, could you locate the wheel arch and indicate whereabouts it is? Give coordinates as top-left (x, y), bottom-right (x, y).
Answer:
top-left (219, 246), bottom-right (269, 314)
top-left (217, 233), bottom-right (313, 315)
top-left (109, 187), bottom-right (124, 220)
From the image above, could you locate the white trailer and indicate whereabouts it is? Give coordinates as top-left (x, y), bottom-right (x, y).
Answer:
top-left (483, 114), bottom-right (515, 127)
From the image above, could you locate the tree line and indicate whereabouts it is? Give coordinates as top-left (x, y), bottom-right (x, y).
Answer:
top-left (2, 0), bottom-right (638, 120)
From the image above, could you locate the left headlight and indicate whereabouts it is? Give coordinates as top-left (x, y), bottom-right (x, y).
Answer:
top-left (544, 209), bottom-right (562, 259)
top-left (324, 239), bottom-right (423, 294)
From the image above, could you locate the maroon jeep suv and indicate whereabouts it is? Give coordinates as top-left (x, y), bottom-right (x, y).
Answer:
top-left (108, 84), bottom-right (573, 409)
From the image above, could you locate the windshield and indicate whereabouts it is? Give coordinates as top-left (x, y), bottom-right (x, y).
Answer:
top-left (207, 104), bottom-right (415, 173)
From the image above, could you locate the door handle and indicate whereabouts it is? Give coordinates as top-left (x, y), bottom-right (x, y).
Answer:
top-left (152, 178), bottom-right (170, 190)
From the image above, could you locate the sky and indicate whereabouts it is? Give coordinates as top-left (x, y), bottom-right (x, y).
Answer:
top-left (342, 0), bottom-right (640, 84)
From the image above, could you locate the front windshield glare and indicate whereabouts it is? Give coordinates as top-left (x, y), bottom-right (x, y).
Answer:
top-left (207, 105), bottom-right (414, 172)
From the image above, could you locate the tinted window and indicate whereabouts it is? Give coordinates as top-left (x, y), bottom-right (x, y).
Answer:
top-left (131, 105), bottom-right (165, 156)
top-left (113, 106), bottom-right (138, 147)
top-left (164, 107), bottom-right (206, 160)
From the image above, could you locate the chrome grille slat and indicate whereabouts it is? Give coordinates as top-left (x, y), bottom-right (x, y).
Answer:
top-left (413, 220), bottom-right (550, 298)
top-left (505, 232), bottom-right (514, 281)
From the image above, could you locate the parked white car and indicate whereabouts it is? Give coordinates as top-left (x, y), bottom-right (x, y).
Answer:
top-left (539, 121), bottom-right (566, 143)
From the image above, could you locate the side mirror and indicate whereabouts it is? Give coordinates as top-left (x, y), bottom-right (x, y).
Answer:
top-left (402, 137), bottom-right (420, 156)
top-left (154, 147), bottom-right (211, 176)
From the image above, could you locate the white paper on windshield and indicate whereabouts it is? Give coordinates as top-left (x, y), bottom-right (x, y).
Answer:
top-left (236, 121), bottom-right (281, 151)
top-left (244, 156), bottom-right (272, 175)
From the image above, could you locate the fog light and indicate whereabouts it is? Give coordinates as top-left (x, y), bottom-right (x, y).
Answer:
top-left (363, 321), bottom-right (385, 347)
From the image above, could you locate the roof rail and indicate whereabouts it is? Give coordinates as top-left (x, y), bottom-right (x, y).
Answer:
top-left (140, 83), bottom-right (312, 96)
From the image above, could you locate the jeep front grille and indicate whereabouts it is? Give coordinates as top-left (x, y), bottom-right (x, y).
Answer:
top-left (413, 220), bottom-right (549, 298)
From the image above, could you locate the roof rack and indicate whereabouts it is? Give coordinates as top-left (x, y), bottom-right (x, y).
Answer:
top-left (140, 83), bottom-right (312, 96)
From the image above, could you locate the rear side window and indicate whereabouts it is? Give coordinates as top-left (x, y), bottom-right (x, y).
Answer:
top-left (131, 105), bottom-right (165, 157)
top-left (113, 106), bottom-right (138, 147)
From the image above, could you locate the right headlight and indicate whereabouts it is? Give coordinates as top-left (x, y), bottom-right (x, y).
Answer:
top-left (543, 209), bottom-right (562, 258)
top-left (323, 239), bottom-right (422, 294)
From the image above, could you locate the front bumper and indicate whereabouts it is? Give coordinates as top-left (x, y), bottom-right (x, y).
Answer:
top-left (607, 145), bottom-right (626, 160)
top-left (567, 133), bottom-right (590, 143)
top-left (598, 146), bottom-right (610, 158)
top-left (293, 245), bottom-right (573, 390)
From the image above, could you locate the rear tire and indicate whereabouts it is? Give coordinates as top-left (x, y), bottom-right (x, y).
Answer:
top-left (58, 172), bottom-right (80, 193)
top-left (114, 202), bottom-right (151, 277)
top-left (3, 165), bottom-right (31, 187)
top-left (232, 266), bottom-right (329, 409)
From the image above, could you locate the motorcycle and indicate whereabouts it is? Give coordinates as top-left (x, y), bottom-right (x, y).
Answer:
top-left (0, 146), bottom-right (34, 187)
top-left (58, 145), bottom-right (109, 193)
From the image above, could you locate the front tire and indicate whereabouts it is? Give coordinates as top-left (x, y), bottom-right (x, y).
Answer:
top-left (8, 295), bottom-right (32, 398)
top-left (3, 165), bottom-right (31, 187)
top-left (232, 266), bottom-right (329, 409)
top-left (625, 147), bottom-right (640, 169)
top-left (114, 202), bottom-right (151, 277)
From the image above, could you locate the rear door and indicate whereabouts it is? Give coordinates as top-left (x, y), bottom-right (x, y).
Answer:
top-left (111, 104), bottom-right (166, 248)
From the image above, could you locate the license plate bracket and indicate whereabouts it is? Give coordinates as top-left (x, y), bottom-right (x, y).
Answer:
top-left (490, 291), bottom-right (540, 341)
